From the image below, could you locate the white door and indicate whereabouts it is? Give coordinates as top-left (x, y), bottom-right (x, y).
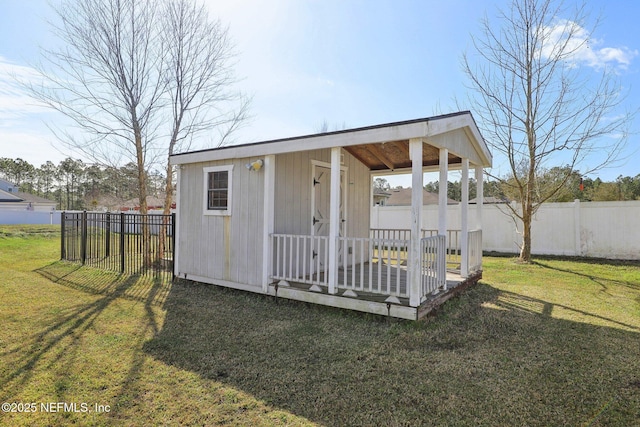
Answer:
top-left (311, 163), bottom-right (346, 273)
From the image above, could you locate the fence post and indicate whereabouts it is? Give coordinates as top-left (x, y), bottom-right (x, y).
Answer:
top-left (574, 199), bottom-right (581, 256)
top-left (171, 212), bottom-right (176, 280)
top-left (81, 210), bottom-right (87, 265)
top-left (120, 212), bottom-right (126, 273)
top-left (105, 212), bottom-right (111, 257)
top-left (61, 211), bottom-right (66, 260)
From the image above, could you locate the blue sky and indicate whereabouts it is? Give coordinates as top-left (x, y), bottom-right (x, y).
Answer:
top-left (1, 0), bottom-right (638, 185)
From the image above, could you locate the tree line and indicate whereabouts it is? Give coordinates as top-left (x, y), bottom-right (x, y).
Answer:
top-left (426, 171), bottom-right (640, 203)
top-left (374, 166), bottom-right (640, 204)
top-left (0, 157), bottom-right (165, 211)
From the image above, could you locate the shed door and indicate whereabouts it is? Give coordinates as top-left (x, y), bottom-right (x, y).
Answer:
top-left (311, 164), bottom-right (346, 273)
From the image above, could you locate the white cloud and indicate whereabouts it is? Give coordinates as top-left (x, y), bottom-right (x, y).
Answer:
top-left (0, 56), bottom-right (70, 166)
top-left (0, 56), bottom-right (49, 120)
top-left (539, 20), bottom-right (638, 71)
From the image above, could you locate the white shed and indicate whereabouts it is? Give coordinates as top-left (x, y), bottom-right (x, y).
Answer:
top-left (170, 111), bottom-right (492, 319)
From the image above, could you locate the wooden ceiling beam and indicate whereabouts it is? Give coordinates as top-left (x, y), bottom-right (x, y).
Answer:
top-left (367, 144), bottom-right (397, 170)
top-left (343, 147), bottom-right (373, 169)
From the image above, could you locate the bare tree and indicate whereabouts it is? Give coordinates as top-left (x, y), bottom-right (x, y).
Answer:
top-left (462, 0), bottom-right (633, 262)
top-left (27, 0), bottom-right (248, 268)
top-left (28, 0), bottom-right (166, 267)
top-left (31, 0), bottom-right (165, 220)
top-left (157, 0), bottom-right (249, 258)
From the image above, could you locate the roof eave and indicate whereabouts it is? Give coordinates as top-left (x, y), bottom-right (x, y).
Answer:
top-left (170, 112), bottom-right (488, 166)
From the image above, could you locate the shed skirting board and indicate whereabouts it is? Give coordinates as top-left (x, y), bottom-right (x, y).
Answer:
top-left (179, 274), bottom-right (264, 295)
top-left (268, 285), bottom-right (418, 320)
top-left (177, 274), bottom-right (481, 320)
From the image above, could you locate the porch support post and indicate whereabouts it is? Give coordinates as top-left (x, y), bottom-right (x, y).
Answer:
top-left (461, 159), bottom-right (469, 278)
top-left (438, 149), bottom-right (448, 237)
top-left (438, 148), bottom-right (448, 290)
top-left (409, 138), bottom-right (423, 307)
top-left (476, 165), bottom-right (484, 229)
top-left (262, 155), bottom-right (276, 292)
top-left (328, 147), bottom-right (341, 295)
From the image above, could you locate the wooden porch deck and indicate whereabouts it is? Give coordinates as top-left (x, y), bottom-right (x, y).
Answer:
top-left (270, 261), bottom-right (481, 320)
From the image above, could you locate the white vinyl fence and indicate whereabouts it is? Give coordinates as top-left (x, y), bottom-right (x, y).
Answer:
top-left (0, 210), bottom-right (61, 225)
top-left (372, 200), bottom-right (640, 260)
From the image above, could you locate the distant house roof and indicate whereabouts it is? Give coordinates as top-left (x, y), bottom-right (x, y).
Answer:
top-left (385, 188), bottom-right (458, 206)
top-left (14, 191), bottom-right (57, 204)
top-left (0, 188), bottom-right (56, 205)
top-left (373, 188), bottom-right (391, 196)
top-left (0, 180), bottom-right (57, 210)
top-left (0, 178), bottom-right (17, 191)
top-left (0, 188), bottom-right (23, 202)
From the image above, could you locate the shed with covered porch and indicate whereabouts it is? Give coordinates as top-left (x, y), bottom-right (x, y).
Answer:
top-left (170, 111), bottom-right (492, 319)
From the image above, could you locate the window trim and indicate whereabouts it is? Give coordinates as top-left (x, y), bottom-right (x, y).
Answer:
top-left (203, 165), bottom-right (233, 216)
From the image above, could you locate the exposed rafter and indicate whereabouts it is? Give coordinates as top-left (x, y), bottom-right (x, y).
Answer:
top-left (368, 144), bottom-right (397, 170)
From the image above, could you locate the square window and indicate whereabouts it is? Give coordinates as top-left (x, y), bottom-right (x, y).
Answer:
top-left (203, 165), bottom-right (233, 215)
top-left (208, 172), bottom-right (228, 209)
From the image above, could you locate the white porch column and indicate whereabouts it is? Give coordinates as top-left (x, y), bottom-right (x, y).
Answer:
top-left (262, 155), bottom-right (276, 292)
top-left (438, 148), bottom-right (448, 237)
top-left (476, 165), bottom-right (483, 229)
top-left (328, 147), bottom-right (341, 295)
top-left (460, 159), bottom-right (469, 278)
top-left (409, 138), bottom-right (423, 307)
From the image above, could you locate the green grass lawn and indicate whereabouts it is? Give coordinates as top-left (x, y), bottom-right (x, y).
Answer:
top-left (1, 225), bottom-right (639, 426)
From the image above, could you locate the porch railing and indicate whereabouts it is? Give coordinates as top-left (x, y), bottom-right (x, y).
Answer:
top-left (468, 229), bottom-right (483, 273)
top-left (338, 236), bottom-right (409, 297)
top-left (421, 235), bottom-right (447, 297)
top-left (271, 232), bottom-right (452, 301)
top-left (371, 228), bottom-right (461, 271)
top-left (271, 234), bottom-right (329, 286)
top-left (271, 230), bottom-right (478, 301)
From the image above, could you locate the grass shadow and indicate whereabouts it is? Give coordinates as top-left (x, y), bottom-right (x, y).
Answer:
top-left (533, 260), bottom-right (640, 293)
top-left (143, 279), bottom-right (640, 426)
top-left (34, 261), bottom-right (171, 306)
top-left (1, 262), bottom-right (170, 420)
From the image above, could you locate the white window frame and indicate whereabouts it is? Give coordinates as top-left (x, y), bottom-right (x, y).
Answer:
top-left (203, 165), bottom-right (233, 216)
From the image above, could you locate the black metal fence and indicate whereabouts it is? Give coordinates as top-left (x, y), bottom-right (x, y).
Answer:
top-left (61, 211), bottom-right (175, 280)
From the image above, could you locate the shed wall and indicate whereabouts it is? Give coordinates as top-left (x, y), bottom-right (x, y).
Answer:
top-left (176, 148), bottom-right (372, 288)
top-left (177, 157), bottom-right (264, 287)
top-left (274, 148), bottom-right (371, 238)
